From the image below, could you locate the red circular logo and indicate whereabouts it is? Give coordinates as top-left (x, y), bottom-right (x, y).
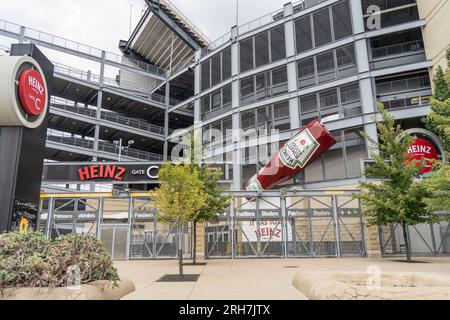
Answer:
top-left (18, 69), bottom-right (46, 116)
top-left (406, 138), bottom-right (438, 174)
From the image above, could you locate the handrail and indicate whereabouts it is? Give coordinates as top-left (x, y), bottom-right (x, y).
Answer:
top-left (376, 75), bottom-right (431, 95)
top-left (52, 61), bottom-right (180, 106)
top-left (0, 18), bottom-right (167, 78)
top-left (372, 40), bottom-right (424, 59)
top-left (46, 134), bottom-right (164, 161)
top-left (50, 97), bottom-right (166, 136)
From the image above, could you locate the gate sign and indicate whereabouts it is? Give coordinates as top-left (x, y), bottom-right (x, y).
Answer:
top-left (406, 138), bottom-right (438, 174)
top-left (240, 220), bottom-right (292, 242)
top-left (18, 69), bottom-right (47, 116)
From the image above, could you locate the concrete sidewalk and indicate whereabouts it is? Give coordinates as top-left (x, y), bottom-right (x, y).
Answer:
top-left (115, 257), bottom-right (450, 300)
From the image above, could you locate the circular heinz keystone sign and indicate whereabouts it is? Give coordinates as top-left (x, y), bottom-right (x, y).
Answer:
top-left (406, 138), bottom-right (438, 174)
top-left (18, 68), bottom-right (46, 116)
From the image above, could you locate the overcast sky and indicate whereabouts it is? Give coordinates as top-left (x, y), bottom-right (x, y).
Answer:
top-left (0, 0), bottom-right (289, 54)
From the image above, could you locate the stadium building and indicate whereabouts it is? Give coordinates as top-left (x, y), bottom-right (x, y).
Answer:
top-left (0, 0), bottom-right (449, 260)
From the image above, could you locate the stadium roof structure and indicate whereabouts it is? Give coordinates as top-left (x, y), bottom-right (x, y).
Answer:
top-left (120, 0), bottom-right (210, 70)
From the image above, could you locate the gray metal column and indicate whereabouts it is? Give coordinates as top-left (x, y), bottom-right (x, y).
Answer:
top-left (230, 25), bottom-right (242, 191)
top-left (332, 195), bottom-right (341, 258)
top-left (45, 197), bottom-right (54, 238)
top-left (163, 80), bottom-right (170, 161)
top-left (284, 2), bottom-right (300, 131)
top-left (93, 50), bottom-right (106, 162)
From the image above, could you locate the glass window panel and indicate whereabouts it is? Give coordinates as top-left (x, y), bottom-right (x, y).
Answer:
top-left (340, 83), bottom-right (362, 117)
top-left (241, 110), bottom-right (255, 131)
top-left (313, 7), bottom-right (332, 47)
top-left (336, 44), bottom-right (356, 78)
top-left (222, 46), bottom-right (232, 81)
top-left (323, 142), bottom-right (346, 180)
top-left (305, 156), bottom-right (324, 182)
top-left (223, 117), bottom-right (232, 143)
top-left (201, 59), bottom-right (210, 91)
top-left (344, 128), bottom-right (366, 177)
top-left (300, 93), bottom-right (318, 114)
top-left (273, 101), bottom-right (290, 132)
top-left (271, 66), bottom-right (288, 97)
top-left (240, 38), bottom-right (254, 72)
top-left (319, 89), bottom-right (339, 121)
top-left (212, 89), bottom-right (222, 110)
top-left (222, 84), bottom-right (232, 109)
top-left (270, 25), bottom-right (286, 61)
top-left (319, 89), bottom-right (338, 110)
top-left (211, 54), bottom-right (221, 87)
top-left (255, 32), bottom-right (270, 67)
top-left (240, 76), bottom-right (255, 105)
top-left (297, 56), bottom-right (315, 88)
top-left (332, 0), bottom-right (352, 40)
top-left (316, 51), bottom-right (336, 84)
top-left (255, 72), bottom-right (269, 101)
top-left (257, 106), bottom-right (271, 132)
top-left (201, 94), bottom-right (210, 114)
top-left (295, 15), bottom-right (313, 53)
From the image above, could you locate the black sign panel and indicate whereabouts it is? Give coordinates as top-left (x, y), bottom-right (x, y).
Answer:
top-left (43, 162), bottom-right (227, 184)
top-left (43, 162), bottom-right (162, 184)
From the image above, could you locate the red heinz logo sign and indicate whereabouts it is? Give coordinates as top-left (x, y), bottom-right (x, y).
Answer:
top-left (18, 69), bottom-right (47, 116)
top-left (78, 165), bottom-right (126, 181)
top-left (406, 138), bottom-right (438, 174)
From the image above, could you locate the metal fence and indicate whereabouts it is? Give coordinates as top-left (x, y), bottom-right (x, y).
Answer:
top-left (38, 190), bottom-right (365, 260)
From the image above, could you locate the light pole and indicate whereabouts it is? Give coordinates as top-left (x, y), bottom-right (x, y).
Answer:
top-left (113, 138), bottom-right (135, 161)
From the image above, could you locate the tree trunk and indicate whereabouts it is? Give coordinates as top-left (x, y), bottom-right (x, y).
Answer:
top-left (178, 226), bottom-right (184, 277)
top-left (402, 223), bottom-right (412, 263)
top-left (193, 220), bottom-right (197, 265)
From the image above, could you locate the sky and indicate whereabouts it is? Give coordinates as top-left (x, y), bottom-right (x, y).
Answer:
top-left (0, 0), bottom-right (290, 54)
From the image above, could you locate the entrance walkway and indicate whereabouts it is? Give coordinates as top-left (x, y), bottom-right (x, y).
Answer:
top-left (115, 257), bottom-right (450, 300)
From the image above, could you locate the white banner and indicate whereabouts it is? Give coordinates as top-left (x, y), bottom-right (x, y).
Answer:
top-left (240, 220), bottom-right (292, 242)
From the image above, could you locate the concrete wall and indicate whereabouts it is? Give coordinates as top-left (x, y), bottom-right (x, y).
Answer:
top-left (417, 0), bottom-right (450, 76)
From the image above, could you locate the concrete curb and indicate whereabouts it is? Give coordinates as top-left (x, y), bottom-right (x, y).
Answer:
top-left (0, 277), bottom-right (135, 300)
top-left (292, 271), bottom-right (450, 300)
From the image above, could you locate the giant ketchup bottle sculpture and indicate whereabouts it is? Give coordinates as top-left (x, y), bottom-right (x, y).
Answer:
top-left (245, 120), bottom-right (337, 192)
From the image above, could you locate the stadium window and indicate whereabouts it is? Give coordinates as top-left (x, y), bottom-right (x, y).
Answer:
top-left (271, 66), bottom-right (288, 97)
top-left (295, 15), bottom-right (313, 53)
top-left (270, 25), bottom-right (286, 62)
top-left (201, 59), bottom-right (211, 91)
top-left (323, 132), bottom-right (346, 180)
top-left (240, 76), bottom-right (255, 105)
top-left (344, 128), bottom-right (366, 178)
top-left (255, 32), bottom-right (270, 67)
top-left (297, 56), bottom-right (316, 88)
top-left (336, 44), bottom-right (356, 79)
top-left (211, 54), bottom-right (221, 87)
top-left (240, 38), bottom-right (254, 72)
top-left (222, 46), bottom-right (232, 81)
top-left (316, 50), bottom-right (336, 84)
top-left (332, 0), bottom-right (353, 40)
top-left (313, 7), bottom-right (332, 47)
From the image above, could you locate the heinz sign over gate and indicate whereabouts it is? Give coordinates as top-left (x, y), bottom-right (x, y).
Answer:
top-left (406, 138), bottom-right (438, 174)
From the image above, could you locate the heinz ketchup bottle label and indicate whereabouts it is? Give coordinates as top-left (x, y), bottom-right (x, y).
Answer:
top-left (279, 129), bottom-right (320, 170)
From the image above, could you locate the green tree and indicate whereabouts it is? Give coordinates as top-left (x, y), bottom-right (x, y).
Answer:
top-left (422, 47), bottom-right (450, 213)
top-left (152, 162), bottom-right (207, 276)
top-left (188, 130), bottom-right (230, 264)
top-left (355, 104), bottom-right (437, 262)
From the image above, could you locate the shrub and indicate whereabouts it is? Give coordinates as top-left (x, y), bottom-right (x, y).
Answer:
top-left (0, 232), bottom-right (119, 290)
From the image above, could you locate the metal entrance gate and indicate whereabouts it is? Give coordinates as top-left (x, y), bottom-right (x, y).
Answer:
top-left (205, 190), bottom-right (366, 258)
top-left (130, 197), bottom-right (191, 259)
top-left (380, 220), bottom-right (450, 256)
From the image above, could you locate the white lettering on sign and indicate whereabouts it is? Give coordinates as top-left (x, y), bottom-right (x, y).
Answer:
top-left (240, 220), bottom-right (292, 242)
top-left (407, 145), bottom-right (432, 155)
top-left (28, 75), bottom-right (44, 95)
